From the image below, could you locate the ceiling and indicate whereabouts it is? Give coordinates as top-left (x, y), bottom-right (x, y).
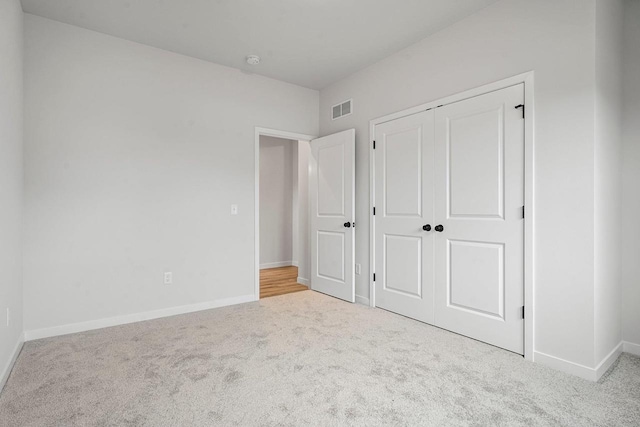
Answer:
top-left (21, 0), bottom-right (497, 90)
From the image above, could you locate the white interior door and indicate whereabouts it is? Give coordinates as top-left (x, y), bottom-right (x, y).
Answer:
top-left (310, 129), bottom-right (355, 302)
top-left (433, 84), bottom-right (525, 354)
top-left (374, 110), bottom-right (435, 324)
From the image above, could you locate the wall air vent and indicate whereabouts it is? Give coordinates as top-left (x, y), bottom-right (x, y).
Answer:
top-left (331, 99), bottom-right (353, 120)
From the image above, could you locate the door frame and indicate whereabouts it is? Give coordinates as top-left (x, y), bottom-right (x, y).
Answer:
top-left (254, 127), bottom-right (317, 301)
top-left (368, 72), bottom-right (535, 360)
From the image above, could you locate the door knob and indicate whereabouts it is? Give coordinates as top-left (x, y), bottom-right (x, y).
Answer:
top-left (344, 222), bottom-right (352, 228)
top-left (435, 225), bottom-right (444, 232)
top-left (422, 224), bottom-right (431, 231)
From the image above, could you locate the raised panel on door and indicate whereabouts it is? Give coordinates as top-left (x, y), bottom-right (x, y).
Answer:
top-left (448, 240), bottom-right (504, 319)
top-left (384, 126), bottom-right (422, 217)
top-left (310, 129), bottom-right (355, 302)
top-left (448, 108), bottom-right (504, 219)
top-left (317, 231), bottom-right (345, 283)
top-left (374, 110), bottom-right (434, 324)
top-left (434, 84), bottom-right (525, 354)
top-left (317, 144), bottom-right (345, 217)
top-left (384, 234), bottom-right (422, 298)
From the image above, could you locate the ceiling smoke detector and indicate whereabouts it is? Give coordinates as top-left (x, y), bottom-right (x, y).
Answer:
top-left (246, 55), bottom-right (260, 65)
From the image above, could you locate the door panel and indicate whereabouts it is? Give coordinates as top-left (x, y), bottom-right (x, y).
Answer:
top-left (448, 107), bottom-right (504, 218)
top-left (310, 129), bottom-right (355, 302)
top-left (448, 239), bottom-right (504, 319)
top-left (384, 234), bottom-right (422, 298)
top-left (317, 144), bottom-right (345, 216)
top-left (317, 231), bottom-right (345, 282)
top-left (384, 127), bottom-right (423, 217)
top-left (434, 84), bottom-right (524, 354)
top-left (374, 110), bottom-right (435, 324)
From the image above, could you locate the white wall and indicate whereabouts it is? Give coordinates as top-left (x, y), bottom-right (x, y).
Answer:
top-left (23, 14), bottom-right (319, 334)
top-left (594, 0), bottom-right (624, 364)
top-left (621, 0), bottom-right (640, 349)
top-left (319, 0), bottom-right (600, 369)
top-left (260, 136), bottom-right (295, 268)
top-left (0, 0), bottom-right (24, 389)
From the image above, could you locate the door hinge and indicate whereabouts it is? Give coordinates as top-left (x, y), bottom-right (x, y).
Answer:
top-left (522, 206), bottom-right (525, 219)
top-left (521, 306), bottom-right (525, 319)
top-left (515, 104), bottom-right (525, 119)
top-left (373, 273), bottom-right (376, 282)
top-left (373, 207), bottom-right (376, 215)
top-left (373, 140), bottom-right (376, 149)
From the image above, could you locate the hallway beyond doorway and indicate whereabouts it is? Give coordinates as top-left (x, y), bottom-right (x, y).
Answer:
top-left (260, 266), bottom-right (308, 298)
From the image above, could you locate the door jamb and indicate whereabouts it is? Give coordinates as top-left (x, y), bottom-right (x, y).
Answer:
top-left (368, 71), bottom-right (535, 360)
top-left (254, 127), bottom-right (317, 301)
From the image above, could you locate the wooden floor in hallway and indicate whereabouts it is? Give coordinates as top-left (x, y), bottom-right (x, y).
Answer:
top-left (260, 266), bottom-right (308, 299)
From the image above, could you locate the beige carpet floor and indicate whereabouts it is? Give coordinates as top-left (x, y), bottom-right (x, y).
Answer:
top-left (1, 290), bottom-right (639, 426)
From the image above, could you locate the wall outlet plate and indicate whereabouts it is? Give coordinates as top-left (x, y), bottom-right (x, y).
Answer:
top-left (164, 272), bottom-right (173, 285)
top-left (355, 263), bottom-right (361, 275)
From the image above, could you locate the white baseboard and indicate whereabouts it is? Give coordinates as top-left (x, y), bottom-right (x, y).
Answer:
top-left (24, 294), bottom-right (256, 341)
top-left (260, 261), bottom-right (293, 269)
top-left (0, 335), bottom-right (24, 394)
top-left (297, 277), bottom-right (310, 286)
top-left (595, 342), bottom-right (623, 380)
top-left (291, 261), bottom-right (299, 267)
top-left (534, 351), bottom-right (596, 381)
top-left (623, 341), bottom-right (640, 356)
top-left (534, 341), bottom-right (623, 382)
top-left (355, 295), bottom-right (370, 306)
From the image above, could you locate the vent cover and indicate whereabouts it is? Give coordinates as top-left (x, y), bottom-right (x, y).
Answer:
top-left (331, 99), bottom-right (353, 120)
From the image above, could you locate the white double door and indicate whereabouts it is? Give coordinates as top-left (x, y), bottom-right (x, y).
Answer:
top-left (374, 85), bottom-right (525, 354)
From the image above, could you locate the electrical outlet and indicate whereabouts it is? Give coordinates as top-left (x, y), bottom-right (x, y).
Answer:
top-left (355, 263), bottom-right (361, 275)
top-left (231, 204), bottom-right (238, 215)
top-left (164, 272), bottom-right (173, 285)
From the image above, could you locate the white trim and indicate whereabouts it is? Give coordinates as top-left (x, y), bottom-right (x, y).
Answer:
top-left (522, 72), bottom-right (535, 363)
top-left (534, 351), bottom-right (597, 381)
top-left (368, 71), bottom-right (535, 360)
top-left (595, 342), bottom-right (623, 380)
top-left (291, 142), bottom-right (300, 270)
top-left (24, 294), bottom-right (255, 341)
top-left (355, 295), bottom-right (370, 306)
top-left (0, 335), bottom-right (24, 394)
top-left (260, 261), bottom-right (294, 269)
top-left (369, 106), bottom-right (376, 309)
top-left (255, 127), bottom-right (317, 301)
top-left (534, 341), bottom-right (623, 382)
top-left (297, 277), bottom-right (310, 286)
top-left (623, 341), bottom-right (640, 356)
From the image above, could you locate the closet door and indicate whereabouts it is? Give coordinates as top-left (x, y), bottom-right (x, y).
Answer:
top-left (374, 110), bottom-right (435, 324)
top-left (433, 84), bottom-right (525, 354)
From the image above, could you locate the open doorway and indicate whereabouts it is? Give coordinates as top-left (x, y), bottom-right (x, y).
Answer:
top-left (254, 128), bottom-right (316, 299)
